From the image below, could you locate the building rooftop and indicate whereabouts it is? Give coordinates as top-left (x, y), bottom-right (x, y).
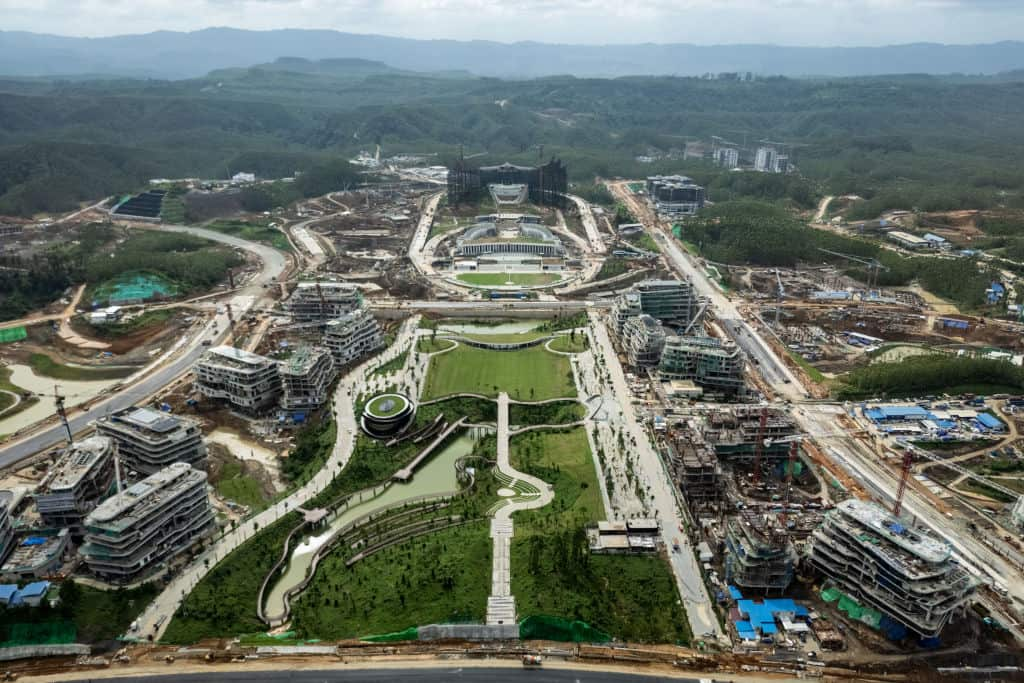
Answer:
top-left (86, 462), bottom-right (204, 529)
top-left (36, 436), bottom-right (111, 493)
top-left (292, 281), bottom-right (359, 295)
top-left (280, 346), bottom-right (331, 376)
top-left (837, 499), bottom-right (950, 565)
top-left (201, 345), bottom-right (274, 370)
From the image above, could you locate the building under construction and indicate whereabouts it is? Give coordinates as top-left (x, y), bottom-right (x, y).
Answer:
top-left (704, 407), bottom-right (797, 460)
top-left (33, 436), bottom-right (115, 533)
top-left (724, 509), bottom-right (797, 596)
top-left (664, 422), bottom-right (721, 513)
top-left (278, 346), bottom-right (336, 411)
top-left (806, 499), bottom-right (978, 639)
top-left (446, 159), bottom-right (567, 208)
top-left (659, 336), bottom-right (745, 395)
top-left (286, 281), bottom-right (363, 323)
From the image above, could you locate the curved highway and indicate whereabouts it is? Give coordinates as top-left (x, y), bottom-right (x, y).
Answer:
top-left (0, 223), bottom-right (288, 468)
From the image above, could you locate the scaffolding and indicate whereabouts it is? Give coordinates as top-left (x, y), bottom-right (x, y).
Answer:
top-left (724, 509), bottom-right (796, 596)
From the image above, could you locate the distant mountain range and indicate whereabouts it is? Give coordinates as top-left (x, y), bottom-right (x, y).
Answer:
top-left (2, 28), bottom-right (1024, 79)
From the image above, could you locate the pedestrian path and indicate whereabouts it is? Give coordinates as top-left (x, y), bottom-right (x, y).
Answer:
top-left (485, 392), bottom-right (554, 626)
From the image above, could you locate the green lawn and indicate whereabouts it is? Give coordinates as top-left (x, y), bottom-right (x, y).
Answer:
top-left (421, 345), bottom-right (576, 401)
top-left (70, 583), bottom-right (160, 642)
top-left (206, 220), bottom-right (292, 252)
top-left (290, 523), bottom-right (492, 639)
top-left (456, 272), bottom-right (560, 287)
top-left (366, 395), bottom-right (407, 417)
top-left (458, 331), bottom-right (549, 344)
top-left (787, 350), bottom-right (826, 383)
top-left (75, 309), bottom-right (175, 339)
top-left (29, 354), bottom-right (136, 381)
top-left (549, 334), bottom-right (589, 353)
top-left (214, 460), bottom-right (269, 512)
top-left (370, 350), bottom-right (409, 378)
top-left (509, 428), bottom-right (690, 644)
top-left (417, 337), bottom-right (456, 353)
top-left (0, 367), bottom-right (35, 420)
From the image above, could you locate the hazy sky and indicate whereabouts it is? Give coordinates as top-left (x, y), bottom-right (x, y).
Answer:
top-left (3, 0), bottom-right (1024, 45)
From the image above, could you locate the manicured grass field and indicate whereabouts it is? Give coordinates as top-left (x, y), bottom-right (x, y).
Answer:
top-left (370, 349), bottom-right (409, 377)
top-left (0, 367), bottom-right (35, 421)
top-left (549, 333), bottom-right (589, 353)
top-left (29, 354), bottom-right (135, 381)
top-left (509, 427), bottom-right (691, 644)
top-left (421, 345), bottom-right (576, 401)
top-left (416, 337), bottom-right (456, 353)
top-left (458, 331), bottom-right (549, 344)
top-left (456, 272), bottom-right (560, 287)
top-left (366, 395), bottom-right (408, 417)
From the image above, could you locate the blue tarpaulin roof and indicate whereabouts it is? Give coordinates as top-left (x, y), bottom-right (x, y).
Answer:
top-left (976, 413), bottom-right (1003, 429)
top-left (0, 585), bottom-right (17, 602)
top-left (865, 405), bottom-right (930, 422)
top-left (728, 585), bottom-right (743, 600)
top-left (18, 581), bottom-right (49, 598)
top-left (20, 537), bottom-right (46, 546)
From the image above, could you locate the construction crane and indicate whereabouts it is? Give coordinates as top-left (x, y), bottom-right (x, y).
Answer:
top-left (764, 433), bottom-right (807, 529)
top-left (751, 407), bottom-right (769, 487)
top-left (893, 449), bottom-right (914, 517)
top-left (817, 248), bottom-right (890, 290)
top-left (774, 269), bottom-right (785, 326)
top-left (53, 386), bottom-right (73, 446)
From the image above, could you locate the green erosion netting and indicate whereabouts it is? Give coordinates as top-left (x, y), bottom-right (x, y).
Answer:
top-left (820, 587), bottom-right (841, 602)
top-left (361, 626), bottom-right (419, 642)
top-left (95, 273), bottom-right (176, 303)
top-left (519, 615), bottom-right (611, 643)
top-left (1, 621), bottom-right (76, 646)
top-left (0, 327), bottom-right (27, 344)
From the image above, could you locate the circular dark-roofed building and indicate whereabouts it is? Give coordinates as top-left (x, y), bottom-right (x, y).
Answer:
top-left (361, 393), bottom-right (415, 438)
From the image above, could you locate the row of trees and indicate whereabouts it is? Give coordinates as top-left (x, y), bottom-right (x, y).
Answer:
top-left (836, 356), bottom-right (1024, 399)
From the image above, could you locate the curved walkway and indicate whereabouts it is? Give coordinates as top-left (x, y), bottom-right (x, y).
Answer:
top-left (136, 317), bottom-right (421, 641)
top-left (0, 390), bottom-right (20, 418)
top-left (486, 392), bottom-right (555, 626)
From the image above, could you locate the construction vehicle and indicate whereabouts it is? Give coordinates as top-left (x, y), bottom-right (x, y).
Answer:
top-left (522, 654), bottom-right (543, 667)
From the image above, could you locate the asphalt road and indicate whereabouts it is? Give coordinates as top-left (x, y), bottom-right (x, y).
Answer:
top-left (58, 668), bottom-right (721, 683)
top-left (0, 223), bottom-right (287, 468)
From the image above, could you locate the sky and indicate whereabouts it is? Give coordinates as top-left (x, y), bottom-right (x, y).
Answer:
top-left (3, 0), bottom-right (1024, 46)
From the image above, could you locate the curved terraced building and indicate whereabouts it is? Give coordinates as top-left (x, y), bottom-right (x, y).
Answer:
top-left (361, 393), bottom-right (415, 438)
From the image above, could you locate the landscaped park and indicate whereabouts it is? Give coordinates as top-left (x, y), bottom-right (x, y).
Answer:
top-left (163, 318), bottom-right (688, 645)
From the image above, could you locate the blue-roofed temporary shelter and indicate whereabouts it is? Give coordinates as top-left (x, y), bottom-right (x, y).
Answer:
top-left (976, 413), bottom-right (1004, 430)
top-left (728, 585), bottom-right (743, 600)
top-left (0, 585), bottom-right (17, 604)
top-left (20, 537), bottom-right (46, 547)
top-left (18, 581), bottom-right (49, 599)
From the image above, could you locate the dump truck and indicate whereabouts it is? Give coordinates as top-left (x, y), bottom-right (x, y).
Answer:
top-left (522, 654), bottom-right (543, 667)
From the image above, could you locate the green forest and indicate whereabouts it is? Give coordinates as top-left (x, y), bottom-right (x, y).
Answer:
top-left (681, 201), bottom-right (1001, 310)
top-left (836, 356), bottom-right (1024, 399)
top-left (0, 223), bottom-right (241, 321)
top-left (4, 69), bottom-right (1024, 216)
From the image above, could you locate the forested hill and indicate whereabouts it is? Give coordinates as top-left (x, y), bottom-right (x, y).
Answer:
top-left (3, 69), bottom-right (1024, 217)
top-left (3, 29), bottom-right (1024, 79)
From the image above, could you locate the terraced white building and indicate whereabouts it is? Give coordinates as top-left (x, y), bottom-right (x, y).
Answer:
top-left (34, 436), bottom-right (115, 532)
top-left (806, 499), bottom-right (978, 638)
top-left (96, 407), bottom-right (206, 476)
top-left (80, 462), bottom-right (214, 583)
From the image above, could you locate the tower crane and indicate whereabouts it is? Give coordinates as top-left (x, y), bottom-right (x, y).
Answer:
top-left (774, 269), bottom-right (785, 326)
top-left (764, 433), bottom-right (807, 530)
top-left (817, 248), bottom-right (890, 290)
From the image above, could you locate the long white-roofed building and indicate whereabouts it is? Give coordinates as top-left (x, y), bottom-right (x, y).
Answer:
top-left (95, 407), bottom-right (206, 476)
top-left (80, 462), bottom-right (214, 583)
